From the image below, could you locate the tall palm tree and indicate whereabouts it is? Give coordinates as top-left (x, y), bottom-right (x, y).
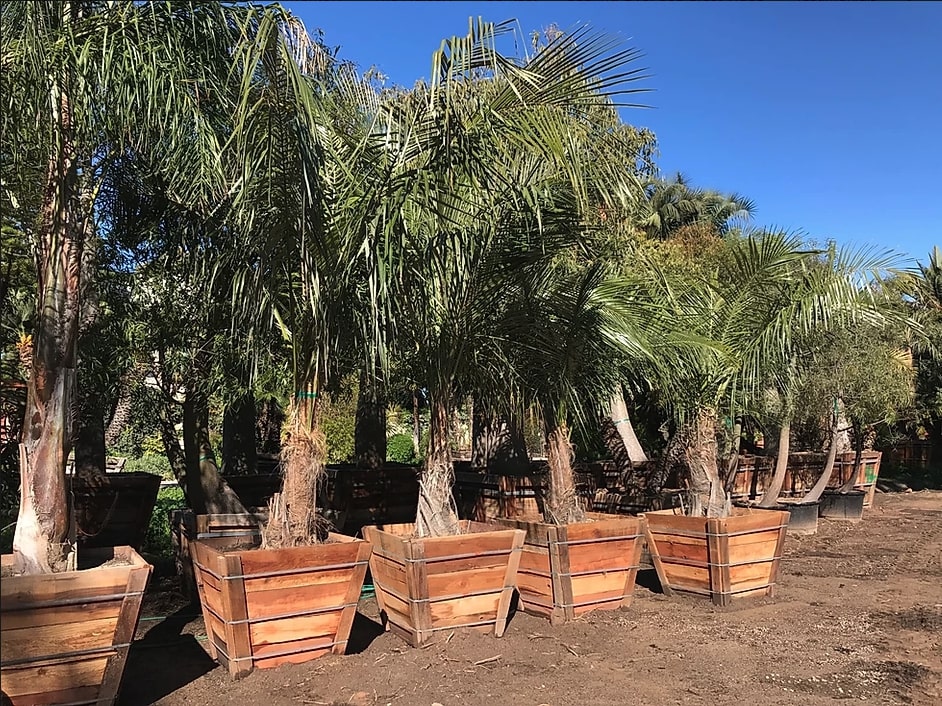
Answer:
top-left (1, 0), bottom-right (314, 573)
top-left (382, 22), bottom-right (651, 536)
top-left (640, 173), bottom-right (755, 240)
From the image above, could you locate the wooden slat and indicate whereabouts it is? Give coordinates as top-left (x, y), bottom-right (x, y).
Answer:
top-left (1, 656), bottom-right (108, 698)
top-left (98, 561), bottom-right (151, 705)
top-left (248, 610), bottom-right (342, 647)
top-left (428, 593), bottom-right (501, 627)
top-left (495, 529), bottom-right (525, 636)
top-left (1, 616), bottom-right (119, 660)
top-left (1, 598), bottom-right (122, 631)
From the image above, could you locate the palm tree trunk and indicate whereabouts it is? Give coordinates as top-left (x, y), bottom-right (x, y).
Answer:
top-left (416, 387), bottom-right (460, 537)
top-left (543, 411), bottom-right (586, 525)
top-left (13, 87), bottom-right (80, 575)
top-left (182, 387), bottom-right (247, 515)
top-left (608, 385), bottom-right (647, 464)
top-left (838, 422), bottom-right (865, 493)
top-left (222, 390), bottom-right (258, 476)
top-left (256, 397), bottom-right (283, 455)
top-left (354, 367), bottom-right (386, 468)
top-left (264, 384), bottom-right (325, 548)
top-left (803, 407), bottom-right (841, 504)
top-left (74, 408), bottom-right (106, 479)
top-left (758, 421), bottom-right (791, 507)
top-left (682, 407), bottom-right (728, 517)
top-left (104, 372), bottom-right (136, 449)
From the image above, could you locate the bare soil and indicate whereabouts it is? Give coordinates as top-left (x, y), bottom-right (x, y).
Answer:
top-left (121, 490), bottom-right (942, 706)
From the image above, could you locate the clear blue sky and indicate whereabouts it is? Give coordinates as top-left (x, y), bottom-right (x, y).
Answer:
top-left (286, 1), bottom-right (941, 263)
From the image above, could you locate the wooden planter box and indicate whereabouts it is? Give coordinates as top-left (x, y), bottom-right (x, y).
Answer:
top-left (495, 513), bottom-right (645, 625)
top-left (171, 511), bottom-right (267, 603)
top-left (362, 522), bottom-right (525, 647)
top-left (190, 533), bottom-right (370, 678)
top-left (642, 507), bottom-right (788, 607)
top-left (1, 546), bottom-right (152, 706)
top-left (830, 452), bottom-right (882, 507)
top-left (71, 472), bottom-right (162, 549)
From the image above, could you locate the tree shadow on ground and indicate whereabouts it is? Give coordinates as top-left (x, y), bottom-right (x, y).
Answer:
top-left (635, 567), bottom-right (664, 594)
top-left (347, 611), bottom-right (386, 654)
top-left (119, 604), bottom-right (217, 705)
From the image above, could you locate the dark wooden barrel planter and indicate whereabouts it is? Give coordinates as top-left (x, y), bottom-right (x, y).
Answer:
top-left (452, 470), bottom-right (547, 522)
top-left (818, 489), bottom-right (866, 521)
top-left (642, 507), bottom-right (789, 607)
top-left (223, 474), bottom-right (283, 509)
top-left (1, 546), bottom-right (152, 705)
top-left (495, 513), bottom-right (645, 625)
top-left (830, 452), bottom-right (882, 507)
top-left (776, 499), bottom-right (819, 535)
top-left (323, 465), bottom-right (420, 535)
top-left (190, 533), bottom-right (371, 678)
top-left (362, 522), bottom-right (525, 647)
top-left (171, 510), bottom-right (267, 603)
top-left (71, 472), bottom-right (162, 550)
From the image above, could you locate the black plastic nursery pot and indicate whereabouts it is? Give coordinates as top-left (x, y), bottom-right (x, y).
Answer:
top-left (776, 499), bottom-right (819, 535)
top-left (818, 490), bottom-right (866, 521)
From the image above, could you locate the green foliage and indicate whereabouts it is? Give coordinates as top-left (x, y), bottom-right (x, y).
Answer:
top-left (321, 382), bottom-right (358, 464)
top-left (124, 452), bottom-right (173, 480)
top-left (141, 486), bottom-right (186, 560)
top-left (387, 433), bottom-right (416, 464)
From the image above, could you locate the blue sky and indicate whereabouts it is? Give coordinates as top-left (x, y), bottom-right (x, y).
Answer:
top-left (286, 1), bottom-right (941, 263)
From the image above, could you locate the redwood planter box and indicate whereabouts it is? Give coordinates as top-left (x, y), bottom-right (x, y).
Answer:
top-left (71, 472), bottom-right (162, 549)
top-left (1, 546), bottom-right (152, 706)
top-left (495, 513), bottom-right (645, 625)
top-left (829, 452), bottom-right (882, 507)
top-left (190, 533), bottom-right (371, 678)
top-left (642, 507), bottom-right (788, 607)
top-left (362, 522), bottom-right (525, 647)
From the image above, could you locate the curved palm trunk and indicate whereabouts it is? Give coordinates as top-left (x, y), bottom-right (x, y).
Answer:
top-left (838, 423), bottom-right (865, 493)
top-left (182, 388), bottom-right (247, 516)
top-left (13, 88), bottom-right (80, 575)
top-left (608, 386), bottom-right (647, 464)
top-left (416, 387), bottom-right (460, 537)
top-left (758, 421), bottom-right (791, 507)
top-left (723, 417), bottom-right (743, 494)
top-left (803, 409), bottom-right (841, 504)
top-left (354, 367), bottom-right (386, 469)
top-left (682, 407), bottom-right (728, 517)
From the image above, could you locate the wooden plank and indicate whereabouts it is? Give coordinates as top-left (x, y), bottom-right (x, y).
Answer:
top-left (244, 581), bottom-right (351, 621)
top-left (3, 683), bottom-right (100, 706)
top-left (570, 571), bottom-right (630, 601)
top-left (426, 565), bottom-right (509, 598)
top-left (428, 593), bottom-right (502, 627)
top-left (248, 610), bottom-right (341, 647)
top-left (1, 655), bottom-right (108, 698)
top-left (1, 616), bottom-right (119, 660)
top-left (98, 561), bottom-right (151, 706)
top-left (706, 518), bottom-right (730, 607)
top-left (332, 539), bottom-right (371, 655)
top-left (406, 541), bottom-right (432, 641)
top-left (0, 598), bottom-right (122, 630)
top-left (495, 529), bottom-right (524, 637)
top-left (220, 553), bottom-right (253, 678)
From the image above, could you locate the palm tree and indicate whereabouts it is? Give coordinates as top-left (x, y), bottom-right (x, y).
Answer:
top-left (639, 173), bottom-right (755, 240)
top-left (1, 0), bottom-right (315, 573)
top-left (380, 22), bottom-right (650, 536)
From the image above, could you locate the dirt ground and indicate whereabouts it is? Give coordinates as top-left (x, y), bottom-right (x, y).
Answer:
top-left (120, 490), bottom-right (942, 706)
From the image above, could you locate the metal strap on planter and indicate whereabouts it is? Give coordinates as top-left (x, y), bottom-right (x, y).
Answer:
top-left (551, 532), bottom-right (642, 547)
top-left (396, 586), bottom-right (514, 605)
top-left (193, 558), bottom-right (368, 582)
top-left (201, 600), bottom-right (360, 627)
top-left (213, 637), bottom-right (346, 665)
top-left (2, 590), bottom-right (145, 612)
top-left (557, 595), bottom-right (633, 609)
top-left (648, 523), bottom-right (788, 539)
top-left (1, 642), bottom-right (128, 668)
top-left (557, 563), bottom-right (641, 578)
top-left (369, 546), bottom-right (521, 565)
top-left (658, 555), bottom-right (778, 569)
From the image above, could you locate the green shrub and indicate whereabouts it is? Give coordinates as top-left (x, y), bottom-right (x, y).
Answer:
top-left (124, 452), bottom-right (173, 480)
top-left (141, 485), bottom-right (186, 560)
top-left (387, 433), bottom-right (416, 463)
